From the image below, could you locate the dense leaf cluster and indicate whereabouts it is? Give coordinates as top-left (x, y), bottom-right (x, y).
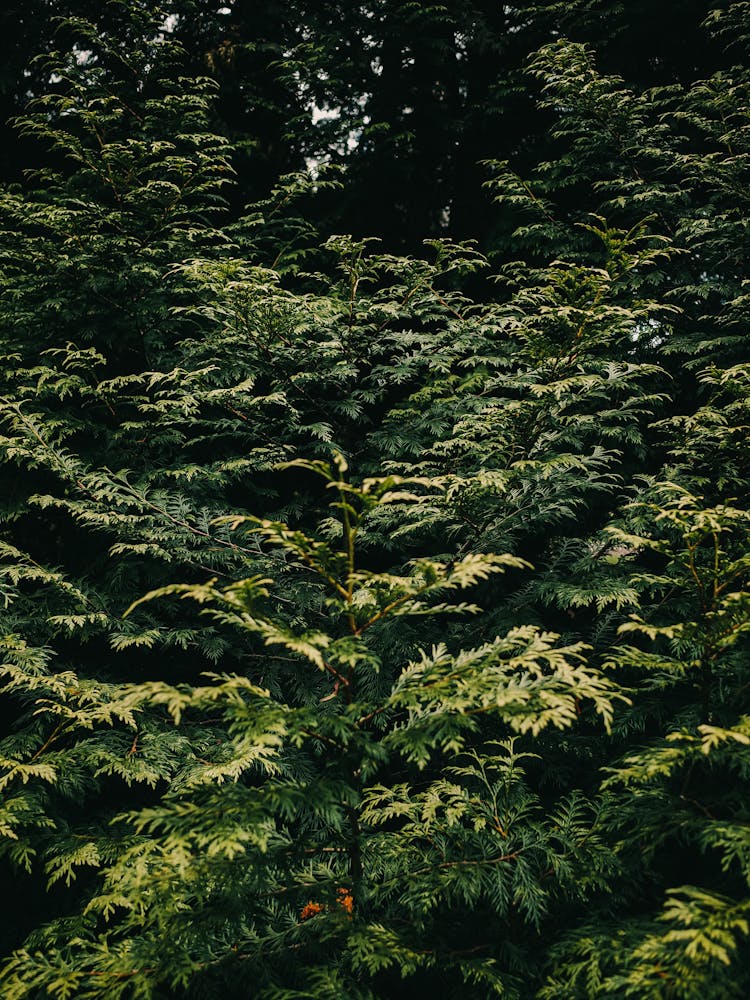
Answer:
top-left (1, 3), bottom-right (750, 998)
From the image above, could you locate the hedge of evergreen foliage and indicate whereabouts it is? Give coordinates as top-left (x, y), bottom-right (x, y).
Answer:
top-left (1, 3), bottom-right (750, 997)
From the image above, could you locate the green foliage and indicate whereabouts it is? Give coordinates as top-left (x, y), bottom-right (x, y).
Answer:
top-left (2, 3), bottom-right (750, 998)
top-left (1, 461), bottom-right (622, 998)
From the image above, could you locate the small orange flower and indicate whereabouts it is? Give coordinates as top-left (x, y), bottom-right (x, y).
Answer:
top-left (336, 887), bottom-right (354, 914)
top-left (299, 901), bottom-right (324, 921)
